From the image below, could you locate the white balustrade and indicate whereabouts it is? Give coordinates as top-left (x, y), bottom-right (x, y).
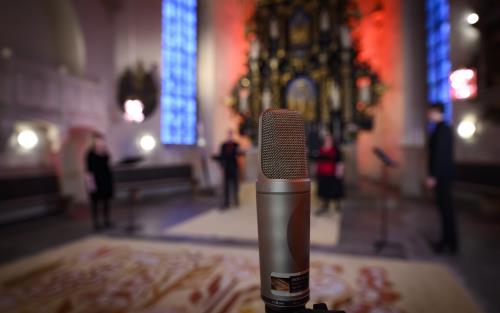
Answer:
top-left (0, 59), bottom-right (108, 131)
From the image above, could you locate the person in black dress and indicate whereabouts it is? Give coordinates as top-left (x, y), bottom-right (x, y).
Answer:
top-left (313, 133), bottom-right (344, 216)
top-left (85, 134), bottom-right (114, 230)
top-left (219, 130), bottom-right (240, 209)
top-left (426, 102), bottom-right (458, 254)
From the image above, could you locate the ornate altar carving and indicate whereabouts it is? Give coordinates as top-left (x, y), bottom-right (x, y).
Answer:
top-left (229, 0), bottom-right (383, 144)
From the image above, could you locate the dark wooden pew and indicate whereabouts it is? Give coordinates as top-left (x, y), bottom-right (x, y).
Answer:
top-left (114, 164), bottom-right (197, 193)
top-left (455, 163), bottom-right (500, 215)
top-left (0, 172), bottom-right (65, 224)
top-left (456, 163), bottom-right (500, 193)
top-left (113, 164), bottom-right (197, 231)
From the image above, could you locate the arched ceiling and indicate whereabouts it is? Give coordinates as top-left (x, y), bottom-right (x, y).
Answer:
top-left (0, 0), bottom-right (85, 75)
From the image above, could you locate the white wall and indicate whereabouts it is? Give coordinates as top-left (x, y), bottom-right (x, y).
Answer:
top-left (108, 0), bottom-right (204, 183)
top-left (0, 0), bottom-right (246, 189)
top-left (449, 0), bottom-right (500, 164)
top-left (0, 1), bottom-right (60, 68)
top-left (72, 0), bottom-right (115, 109)
top-left (0, 0), bottom-right (85, 75)
top-left (0, 0), bottom-right (108, 173)
top-left (454, 101), bottom-right (500, 164)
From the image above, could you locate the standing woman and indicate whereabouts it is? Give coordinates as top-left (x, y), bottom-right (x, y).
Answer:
top-left (314, 133), bottom-right (344, 215)
top-left (85, 134), bottom-right (114, 230)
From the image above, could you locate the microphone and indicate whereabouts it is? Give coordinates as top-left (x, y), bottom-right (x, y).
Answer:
top-left (256, 109), bottom-right (311, 313)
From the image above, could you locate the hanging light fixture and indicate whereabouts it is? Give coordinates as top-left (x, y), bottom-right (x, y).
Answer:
top-left (123, 99), bottom-right (145, 123)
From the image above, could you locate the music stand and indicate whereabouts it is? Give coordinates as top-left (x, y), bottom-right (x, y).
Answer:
top-left (116, 159), bottom-right (143, 233)
top-left (372, 147), bottom-right (402, 254)
top-left (123, 188), bottom-right (141, 233)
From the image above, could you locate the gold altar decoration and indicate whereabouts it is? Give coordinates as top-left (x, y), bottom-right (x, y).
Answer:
top-left (230, 0), bottom-right (383, 144)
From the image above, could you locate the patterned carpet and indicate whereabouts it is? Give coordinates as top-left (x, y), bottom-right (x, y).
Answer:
top-left (0, 237), bottom-right (481, 313)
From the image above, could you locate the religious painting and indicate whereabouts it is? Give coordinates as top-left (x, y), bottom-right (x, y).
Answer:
top-left (286, 77), bottom-right (317, 122)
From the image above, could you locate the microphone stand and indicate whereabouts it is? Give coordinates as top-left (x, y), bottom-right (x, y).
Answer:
top-left (265, 303), bottom-right (345, 313)
top-left (371, 147), bottom-right (402, 254)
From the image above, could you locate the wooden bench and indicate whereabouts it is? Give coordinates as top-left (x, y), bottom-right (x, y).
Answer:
top-left (113, 164), bottom-right (197, 231)
top-left (114, 164), bottom-right (197, 194)
top-left (0, 172), bottom-right (66, 224)
top-left (0, 164), bottom-right (196, 225)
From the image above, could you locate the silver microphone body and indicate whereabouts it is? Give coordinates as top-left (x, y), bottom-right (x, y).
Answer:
top-left (256, 109), bottom-right (311, 310)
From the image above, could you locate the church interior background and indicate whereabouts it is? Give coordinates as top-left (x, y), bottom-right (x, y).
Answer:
top-left (1, 0), bottom-right (500, 312)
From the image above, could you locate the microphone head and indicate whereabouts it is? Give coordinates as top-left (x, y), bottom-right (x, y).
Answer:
top-left (256, 109), bottom-right (311, 310)
top-left (258, 109), bottom-right (309, 180)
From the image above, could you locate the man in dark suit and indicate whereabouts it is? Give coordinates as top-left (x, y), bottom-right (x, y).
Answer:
top-left (219, 130), bottom-right (240, 209)
top-left (426, 103), bottom-right (458, 254)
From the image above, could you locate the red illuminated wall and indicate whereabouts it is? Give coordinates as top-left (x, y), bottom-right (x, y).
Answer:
top-left (353, 0), bottom-right (404, 182)
top-left (214, 0), bottom-right (253, 100)
top-left (210, 0), bottom-right (405, 184)
top-left (213, 0), bottom-right (254, 118)
top-left (211, 0), bottom-right (255, 151)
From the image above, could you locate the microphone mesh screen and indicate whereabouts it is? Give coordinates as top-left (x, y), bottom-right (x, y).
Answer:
top-left (260, 109), bottom-right (309, 179)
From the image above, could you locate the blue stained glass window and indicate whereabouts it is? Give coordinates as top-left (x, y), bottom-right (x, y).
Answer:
top-left (438, 44), bottom-right (448, 61)
top-left (426, 0), bottom-right (452, 122)
top-left (429, 68), bottom-right (436, 84)
top-left (426, 0), bottom-right (434, 12)
top-left (426, 14), bottom-right (434, 30)
top-left (161, 0), bottom-right (198, 145)
top-left (431, 88), bottom-right (438, 103)
top-left (427, 52), bottom-right (433, 67)
top-left (440, 23), bottom-right (450, 38)
top-left (427, 32), bottom-right (435, 47)
top-left (439, 2), bottom-right (449, 20)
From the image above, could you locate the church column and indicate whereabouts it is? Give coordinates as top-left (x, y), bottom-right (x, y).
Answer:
top-left (400, 0), bottom-right (427, 196)
top-left (197, 0), bottom-right (217, 188)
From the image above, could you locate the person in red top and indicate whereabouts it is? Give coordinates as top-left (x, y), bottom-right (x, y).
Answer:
top-left (313, 133), bottom-right (344, 215)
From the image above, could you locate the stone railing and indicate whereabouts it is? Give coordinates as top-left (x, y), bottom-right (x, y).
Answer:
top-left (0, 58), bottom-right (108, 132)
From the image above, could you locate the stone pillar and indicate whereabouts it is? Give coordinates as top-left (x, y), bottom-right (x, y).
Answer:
top-left (197, 0), bottom-right (217, 188)
top-left (400, 0), bottom-right (427, 197)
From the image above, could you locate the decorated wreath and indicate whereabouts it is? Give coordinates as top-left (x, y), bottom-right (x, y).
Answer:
top-left (117, 63), bottom-right (159, 120)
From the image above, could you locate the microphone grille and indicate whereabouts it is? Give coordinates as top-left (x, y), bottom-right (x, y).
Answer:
top-left (260, 109), bottom-right (309, 179)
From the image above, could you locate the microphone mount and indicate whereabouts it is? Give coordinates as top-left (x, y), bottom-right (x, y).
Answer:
top-left (265, 303), bottom-right (345, 313)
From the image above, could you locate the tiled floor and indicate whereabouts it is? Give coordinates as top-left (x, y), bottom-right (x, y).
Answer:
top-left (0, 184), bottom-right (499, 313)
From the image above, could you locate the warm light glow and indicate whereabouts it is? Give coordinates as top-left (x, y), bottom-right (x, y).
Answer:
top-left (241, 78), bottom-right (250, 88)
top-left (124, 99), bottom-right (145, 123)
top-left (1, 46), bottom-right (13, 59)
top-left (450, 68), bottom-right (477, 100)
top-left (466, 13), bottom-right (479, 25)
top-left (17, 129), bottom-right (39, 149)
top-left (139, 134), bottom-right (156, 152)
top-left (197, 137), bottom-right (207, 147)
top-left (356, 77), bottom-right (371, 88)
top-left (457, 120), bottom-right (476, 139)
